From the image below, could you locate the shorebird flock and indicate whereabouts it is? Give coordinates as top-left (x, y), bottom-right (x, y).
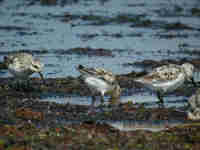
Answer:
top-left (1, 52), bottom-right (200, 119)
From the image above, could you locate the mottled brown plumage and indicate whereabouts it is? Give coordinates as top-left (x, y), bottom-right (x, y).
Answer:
top-left (77, 65), bottom-right (121, 111)
top-left (4, 52), bottom-right (45, 84)
top-left (134, 63), bottom-right (195, 105)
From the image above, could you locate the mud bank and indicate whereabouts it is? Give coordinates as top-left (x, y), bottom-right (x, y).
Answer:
top-left (0, 74), bottom-right (199, 149)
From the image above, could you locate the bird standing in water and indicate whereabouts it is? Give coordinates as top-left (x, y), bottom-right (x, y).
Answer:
top-left (77, 65), bottom-right (121, 112)
top-left (134, 63), bottom-right (195, 106)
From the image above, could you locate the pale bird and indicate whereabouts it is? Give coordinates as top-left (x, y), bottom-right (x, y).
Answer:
top-left (77, 65), bottom-right (121, 111)
top-left (134, 63), bottom-right (195, 105)
top-left (187, 89), bottom-right (200, 120)
top-left (3, 52), bottom-right (45, 86)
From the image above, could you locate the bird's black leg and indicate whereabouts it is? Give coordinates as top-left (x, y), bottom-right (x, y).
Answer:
top-left (88, 95), bottom-right (96, 113)
top-left (38, 72), bottom-right (45, 85)
top-left (13, 79), bottom-right (20, 90)
top-left (156, 92), bottom-right (164, 107)
top-left (13, 79), bottom-right (27, 91)
top-left (26, 79), bottom-right (31, 88)
top-left (100, 94), bottom-right (104, 106)
top-left (16, 79), bottom-right (23, 90)
top-left (98, 94), bottom-right (105, 111)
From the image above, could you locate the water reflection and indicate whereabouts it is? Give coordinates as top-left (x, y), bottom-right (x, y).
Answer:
top-left (40, 94), bottom-right (92, 105)
top-left (107, 120), bottom-right (184, 132)
top-left (38, 91), bottom-right (188, 109)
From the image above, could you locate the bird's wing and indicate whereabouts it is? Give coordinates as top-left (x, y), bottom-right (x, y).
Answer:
top-left (135, 65), bottom-right (183, 84)
top-left (77, 65), bottom-right (115, 81)
top-left (11, 57), bottom-right (32, 71)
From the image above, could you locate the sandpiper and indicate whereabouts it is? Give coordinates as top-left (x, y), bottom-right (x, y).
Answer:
top-left (134, 63), bottom-right (195, 105)
top-left (3, 52), bottom-right (45, 86)
top-left (187, 89), bottom-right (200, 120)
top-left (77, 65), bottom-right (121, 111)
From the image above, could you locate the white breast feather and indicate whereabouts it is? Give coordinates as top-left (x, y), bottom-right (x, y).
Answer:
top-left (153, 72), bottom-right (185, 92)
top-left (85, 76), bottom-right (110, 92)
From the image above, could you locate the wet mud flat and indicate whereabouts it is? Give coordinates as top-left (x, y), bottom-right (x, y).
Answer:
top-left (0, 74), bottom-right (200, 150)
top-left (1, 0), bottom-right (200, 149)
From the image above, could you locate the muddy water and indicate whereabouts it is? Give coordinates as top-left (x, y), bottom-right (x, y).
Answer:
top-left (0, 0), bottom-right (200, 109)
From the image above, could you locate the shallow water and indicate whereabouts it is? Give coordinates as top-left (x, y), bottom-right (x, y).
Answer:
top-left (107, 120), bottom-right (184, 132)
top-left (0, 0), bottom-right (200, 107)
top-left (40, 91), bottom-right (188, 108)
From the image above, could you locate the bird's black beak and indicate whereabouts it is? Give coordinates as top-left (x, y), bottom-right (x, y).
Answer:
top-left (38, 72), bottom-right (45, 85)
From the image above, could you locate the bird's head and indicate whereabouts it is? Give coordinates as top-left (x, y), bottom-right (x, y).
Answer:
top-left (30, 59), bottom-right (44, 72)
top-left (182, 63), bottom-right (194, 80)
top-left (3, 55), bottom-right (13, 69)
top-left (30, 60), bottom-right (45, 84)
